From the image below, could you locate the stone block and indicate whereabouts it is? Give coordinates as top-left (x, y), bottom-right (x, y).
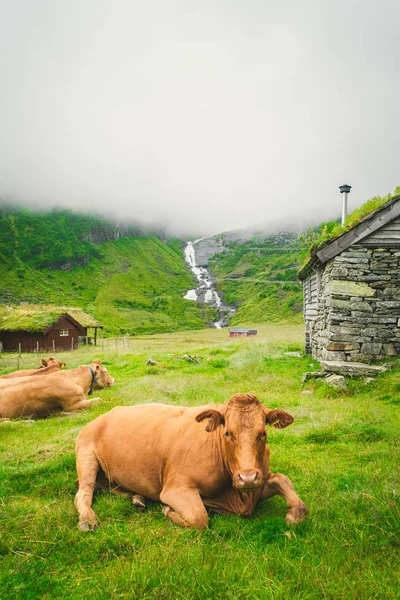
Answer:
top-left (362, 328), bottom-right (392, 339)
top-left (363, 274), bottom-right (391, 282)
top-left (350, 310), bottom-right (376, 318)
top-left (327, 342), bottom-right (360, 351)
top-left (383, 288), bottom-right (400, 297)
top-left (329, 298), bottom-right (373, 312)
top-left (320, 361), bottom-right (387, 377)
top-left (369, 282), bottom-right (386, 289)
top-left (329, 325), bottom-right (361, 334)
top-left (361, 342), bottom-right (382, 354)
top-left (302, 371), bottom-right (326, 382)
top-left (383, 343), bottom-right (397, 356)
top-left (331, 267), bottom-right (349, 278)
top-left (325, 374), bottom-right (347, 389)
top-left (329, 333), bottom-right (370, 343)
top-left (327, 280), bottom-right (376, 298)
top-left (343, 250), bottom-right (368, 257)
top-left (335, 257), bottom-right (369, 264)
top-left (346, 353), bottom-right (372, 363)
top-left (375, 301), bottom-right (400, 309)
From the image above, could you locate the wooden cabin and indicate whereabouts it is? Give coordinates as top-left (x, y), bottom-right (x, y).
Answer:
top-left (229, 328), bottom-right (258, 337)
top-left (298, 195), bottom-right (400, 362)
top-left (0, 305), bottom-right (102, 352)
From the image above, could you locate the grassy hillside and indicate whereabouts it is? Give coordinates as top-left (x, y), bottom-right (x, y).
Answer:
top-left (1, 326), bottom-right (398, 599)
top-left (0, 207), bottom-right (127, 269)
top-left (0, 207), bottom-right (216, 335)
top-left (0, 207), bottom-right (306, 335)
top-left (210, 233), bottom-right (304, 325)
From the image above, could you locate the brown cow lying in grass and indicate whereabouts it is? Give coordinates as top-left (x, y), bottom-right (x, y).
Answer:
top-left (0, 360), bottom-right (114, 418)
top-left (0, 357), bottom-right (66, 379)
top-left (75, 393), bottom-right (307, 531)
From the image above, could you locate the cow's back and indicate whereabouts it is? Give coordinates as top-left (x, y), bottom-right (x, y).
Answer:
top-left (77, 403), bottom-right (226, 501)
top-left (0, 371), bottom-right (79, 417)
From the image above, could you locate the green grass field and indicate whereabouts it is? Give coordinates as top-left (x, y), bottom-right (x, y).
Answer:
top-left (0, 324), bottom-right (399, 599)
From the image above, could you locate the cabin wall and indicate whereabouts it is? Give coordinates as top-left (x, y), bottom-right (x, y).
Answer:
top-left (46, 315), bottom-right (81, 350)
top-left (0, 331), bottom-right (45, 352)
top-left (0, 319), bottom-right (82, 352)
top-left (308, 244), bottom-right (400, 362)
top-left (303, 265), bottom-right (329, 357)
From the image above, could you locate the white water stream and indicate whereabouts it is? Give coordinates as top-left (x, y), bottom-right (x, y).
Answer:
top-left (183, 240), bottom-right (230, 328)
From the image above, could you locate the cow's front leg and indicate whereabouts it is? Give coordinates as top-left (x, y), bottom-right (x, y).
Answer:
top-left (261, 472), bottom-right (307, 524)
top-left (160, 487), bottom-right (208, 530)
top-left (67, 398), bottom-right (102, 412)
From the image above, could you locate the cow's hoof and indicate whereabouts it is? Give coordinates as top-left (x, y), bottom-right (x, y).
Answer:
top-left (162, 506), bottom-right (172, 518)
top-left (285, 502), bottom-right (308, 525)
top-left (132, 494), bottom-right (147, 510)
top-left (79, 519), bottom-right (99, 532)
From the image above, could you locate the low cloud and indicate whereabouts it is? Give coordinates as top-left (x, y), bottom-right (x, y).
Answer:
top-left (1, 1), bottom-right (399, 236)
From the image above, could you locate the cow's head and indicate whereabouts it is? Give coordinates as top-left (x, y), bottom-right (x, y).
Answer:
top-left (90, 360), bottom-right (115, 389)
top-left (41, 358), bottom-right (66, 369)
top-left (196, 393), bottom-right (293, 491)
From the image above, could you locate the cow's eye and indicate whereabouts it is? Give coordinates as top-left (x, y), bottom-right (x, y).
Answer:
top-left (224, 430), bottom-right (230, 437)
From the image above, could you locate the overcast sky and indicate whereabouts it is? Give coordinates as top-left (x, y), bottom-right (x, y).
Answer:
top-left (0, 1), bottom-right (399, 236)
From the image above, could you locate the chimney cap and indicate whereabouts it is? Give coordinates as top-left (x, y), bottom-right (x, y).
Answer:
top-left (339, 184), bottom-right (352, 194)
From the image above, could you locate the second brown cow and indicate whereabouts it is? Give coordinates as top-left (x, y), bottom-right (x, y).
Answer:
top-left (0, 360), bottom-right (114, 418)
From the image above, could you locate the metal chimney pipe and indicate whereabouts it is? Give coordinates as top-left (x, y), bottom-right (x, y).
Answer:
top-left (339, 184), bottom-right (352, 224)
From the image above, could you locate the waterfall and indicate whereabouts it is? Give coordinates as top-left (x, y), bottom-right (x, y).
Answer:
top-left (183, 240), bottom-right (235, 328)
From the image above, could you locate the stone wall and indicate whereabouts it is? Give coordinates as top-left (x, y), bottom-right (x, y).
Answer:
top-left (309, 245), bottom-right (400, 362)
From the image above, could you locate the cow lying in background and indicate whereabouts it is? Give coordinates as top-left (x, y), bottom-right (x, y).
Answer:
top-left (0, 357), bottom-right (66, 379)
top-left (75, 393), bottom-right (307, 531)
top-left (0, 360), bottom-right (114, 418)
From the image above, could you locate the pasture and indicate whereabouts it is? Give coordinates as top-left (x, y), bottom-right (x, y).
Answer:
top-left (0, 324), bottom-right (399, 599)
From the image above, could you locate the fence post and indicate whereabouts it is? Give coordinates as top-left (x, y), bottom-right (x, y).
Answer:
top-left (52, 340), bottom-right (55, 354)
top-left (36, 341), bottom-right (39, 353)
top-left (18, 343), bottom-right (21, 357)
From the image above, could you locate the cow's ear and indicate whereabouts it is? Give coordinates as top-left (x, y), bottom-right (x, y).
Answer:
top-left (60, 362), bottom-right (66, 369)
top-left (196, 410), bottom-right (225, 432)
top-left (41, 359), bottom-right (48, 367)
top-left (264, 409), bottom-right (294, 429)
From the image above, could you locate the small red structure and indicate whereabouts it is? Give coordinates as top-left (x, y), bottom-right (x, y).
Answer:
top-left (229, 328), bottom-right (258, 338)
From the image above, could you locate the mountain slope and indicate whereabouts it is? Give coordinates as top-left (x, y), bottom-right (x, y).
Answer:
top-left (208, 231), bottom-right (304, 325)
top-left (0, 208), bottom-right (215, 335)
top-left (0, 207), bottom-right (304, 334)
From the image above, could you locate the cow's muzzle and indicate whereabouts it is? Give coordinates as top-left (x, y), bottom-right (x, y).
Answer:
top-left (233, 469), bottom-right (263, 490)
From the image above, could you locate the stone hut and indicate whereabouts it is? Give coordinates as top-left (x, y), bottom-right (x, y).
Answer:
top-left (298, 195), bottom-right (400, 362)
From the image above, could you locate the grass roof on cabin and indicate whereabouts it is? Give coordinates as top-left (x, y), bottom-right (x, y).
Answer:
top-left (0, 305), bottom-right (102, 332)
top-left (299, 187), bottom-right (400, 273)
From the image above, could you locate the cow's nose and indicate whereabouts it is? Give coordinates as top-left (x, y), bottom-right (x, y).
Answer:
top-left (238, 472), bottom-right (259, 486)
